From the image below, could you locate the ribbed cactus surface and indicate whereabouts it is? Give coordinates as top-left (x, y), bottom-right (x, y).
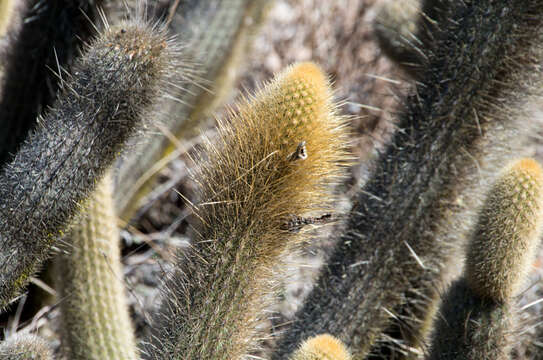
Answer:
top-left (467, 158), bottom-right (543, 302)
top-left (57, 172), bottom-right (138, 360)
top-left (428, 158), bottom-right (543, 360)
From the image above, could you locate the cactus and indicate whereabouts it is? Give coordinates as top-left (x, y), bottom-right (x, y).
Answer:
top-left (0, 0), bottom-right (102, 167)
top-left (428, 279), bottom-right (513, 360)
top-left (427, 158), bottom-right (543, 360)
top-left (114, 0), bottom-right (270, 221)
top-left (0, 334), bottom-right (53, 360)
top-left (273, 0), bottom-right (543, 358)
top-left (143, 62), bottom-right (349, 360)
top-left (466, 158), bottom-right (543, 302)
top-left (0, 18), bottom-right (178, 309)
top-left (56, 172), bottom-right (138, 360)
top-left (290, 335), bottom-right (352, 360)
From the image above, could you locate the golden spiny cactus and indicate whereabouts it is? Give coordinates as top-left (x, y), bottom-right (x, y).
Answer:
top-left (428, 158), bottom-right (543, 360)
top-left (115, 0), bottom-right (270, 221)
top-left (466, 158), bottom-right (543, 302)
top-left (144, 62), bottom-right (350, 359)
top-left (290, 334), bottom-right (352, 360)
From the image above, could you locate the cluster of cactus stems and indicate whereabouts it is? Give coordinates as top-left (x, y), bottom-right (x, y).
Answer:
top-left (2, 1), bottom-right (543, 360)
top-left (114, 0), bottom-right (270, 221)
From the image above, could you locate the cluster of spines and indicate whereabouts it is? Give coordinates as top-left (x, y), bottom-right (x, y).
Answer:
top-left (0, 18), bottom-right (177, 309)
top-left (56, 172), bottom-right (138, 360)
top-left (273, 0), bottom-right (543, 358)
top-left (0, 334), bottom-right (53, 360)
top-left (428, 158), bottom-right (543, 359)
top-left (143, 62), bottom-right (349, 360)
top-left (290, 335), bottom-right (351, 360)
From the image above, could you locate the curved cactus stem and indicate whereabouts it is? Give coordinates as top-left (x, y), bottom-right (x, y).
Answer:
top-left (0, 18), bottom-right (178, 309)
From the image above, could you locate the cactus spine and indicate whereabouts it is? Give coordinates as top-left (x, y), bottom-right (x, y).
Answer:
top-left (115, 0), bottom-right (269, 221)
top-left (428, 158), bottom-right (543, 360)
top-left (0, 334), bottom-right (53, 360)
top-left (143, 62), bottom-right (349, 360)
top-left (273, 0), bottom-right (543, 358)
top-left (290, 335), bottom-right (352, 360)
top-left (56, 172), bottom-right (138, 360)
top-left (0, 19), bottom-right (177, 309)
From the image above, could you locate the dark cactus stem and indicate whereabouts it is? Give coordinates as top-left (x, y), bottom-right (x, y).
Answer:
top-left (272, 0), bottom-right (543, 358)
top-left (0, 19), bottom-right (178, 309)
top-left (0, 0), bottom-right (102, 167)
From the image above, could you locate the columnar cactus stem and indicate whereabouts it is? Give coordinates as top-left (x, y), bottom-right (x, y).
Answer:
top-left (466, 159), bottom-right (543, 302)
top-left (56, 172), bottom-right (138, 360)
top-left (143, 62), bottom-right (349, 360)
top-left (272, 0), bottom-right (543, 358)
top-left (0, 19), bottom-right (178, 309)
top-left (428, 158), bottom-right (543, 360)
